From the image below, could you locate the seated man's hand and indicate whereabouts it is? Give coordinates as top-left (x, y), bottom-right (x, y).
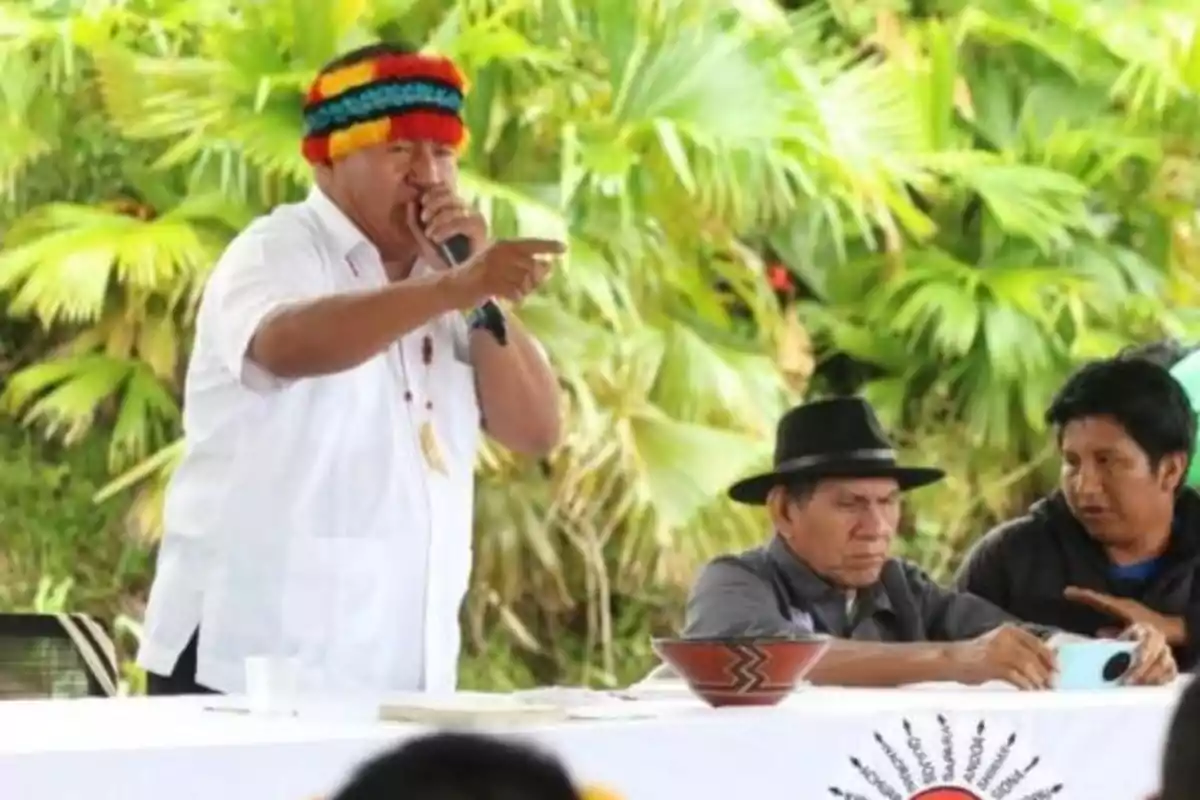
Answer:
top-left (1064, 586), bottom-right (1188, 646)
top-left (948, 623), bottom-right (1056, 690)
top-left (1121, 622), bottom-right (1177, 686)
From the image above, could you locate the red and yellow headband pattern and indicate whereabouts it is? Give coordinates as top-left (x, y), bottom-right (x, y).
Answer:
top-left (301, 52), bottom-right (469, 164)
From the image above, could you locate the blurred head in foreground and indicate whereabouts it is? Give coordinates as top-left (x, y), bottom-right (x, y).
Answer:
top-left (331, 731), bottom-right (583, 800)
top-left (1154, 675), bottom-right (1200, 800)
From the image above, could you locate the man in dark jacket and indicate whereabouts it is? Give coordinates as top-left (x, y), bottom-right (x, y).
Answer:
top-left (955, 356), bottom-right (1200, 670)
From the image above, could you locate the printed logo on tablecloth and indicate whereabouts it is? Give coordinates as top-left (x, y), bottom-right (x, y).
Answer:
top-left (829, 715), bottom-right (1063, 800)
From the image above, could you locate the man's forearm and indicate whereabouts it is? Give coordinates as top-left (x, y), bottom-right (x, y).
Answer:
top-left (471, 315), bottom-right (561, 455)
top-left (807, 641), bottom-right (961, 687)
top-left (1159, 614), bottom-right (1187, 647)
top-left (251, 274), bottom-right (464, 379)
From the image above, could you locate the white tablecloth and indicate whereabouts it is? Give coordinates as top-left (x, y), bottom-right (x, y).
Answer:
top-left (0, 682), bottom-right (1184, 800)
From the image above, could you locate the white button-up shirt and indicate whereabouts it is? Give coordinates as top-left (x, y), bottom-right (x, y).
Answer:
top-left (137, 187), bottom-right (480, 695)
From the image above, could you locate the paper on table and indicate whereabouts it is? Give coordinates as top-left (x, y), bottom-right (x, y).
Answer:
top-left (512, 686), bottom-right (612, 707)
top-left (566, 704), bottom-right (681, 721)
top-left (377, 692), bottom-right (569, 726)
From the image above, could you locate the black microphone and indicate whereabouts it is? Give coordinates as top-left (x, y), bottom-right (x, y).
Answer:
top-left (438, 234), bottom-right (508, 346)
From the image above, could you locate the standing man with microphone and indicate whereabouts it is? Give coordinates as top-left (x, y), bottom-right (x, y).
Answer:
top-left (136, 42), bottom-right (563, 696)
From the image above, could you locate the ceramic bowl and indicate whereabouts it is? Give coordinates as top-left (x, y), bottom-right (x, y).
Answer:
top-left (651, 635), bottom-right (829, 707)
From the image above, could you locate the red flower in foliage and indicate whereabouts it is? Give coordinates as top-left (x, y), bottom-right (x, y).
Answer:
top-left (767, 263), bottom-right (794, 293)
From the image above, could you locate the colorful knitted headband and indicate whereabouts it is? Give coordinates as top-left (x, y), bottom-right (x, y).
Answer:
top-left (301, 51), bottom-right (468, 164)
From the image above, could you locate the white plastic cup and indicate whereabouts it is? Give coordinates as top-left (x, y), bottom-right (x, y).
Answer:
top-left (244, 656), bottom-right (300, 716)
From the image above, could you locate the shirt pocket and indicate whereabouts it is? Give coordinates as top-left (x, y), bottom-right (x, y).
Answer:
top-left (280, 536), bottom-right (396, 690)
top-left (295, 356), bottom-right (401, 539)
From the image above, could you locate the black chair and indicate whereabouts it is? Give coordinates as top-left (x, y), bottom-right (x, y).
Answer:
top-left (0, 613), bottom-right (118, 699)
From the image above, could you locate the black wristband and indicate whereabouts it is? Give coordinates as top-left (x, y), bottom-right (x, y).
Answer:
top-left (467, 303), bottom-right (508, 345)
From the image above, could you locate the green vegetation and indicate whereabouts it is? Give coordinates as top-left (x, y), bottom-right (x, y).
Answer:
top-left (2, 0), bottom-right (1199, 690)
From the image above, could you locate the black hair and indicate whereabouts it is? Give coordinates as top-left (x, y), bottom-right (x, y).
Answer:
top-left (1117, 338), bottom-right (1198, 370)
top-left (331, 732), bottom-right (581, 800)
top-left (1046, 357), bottom-right (1196, 475)
top-left (318, 41), bottom-right (417, 75)
top-left (1159, 676), bottom-right (1200, 800)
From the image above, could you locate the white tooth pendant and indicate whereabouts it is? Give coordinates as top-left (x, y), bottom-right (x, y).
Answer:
top-left (419, 420), bottom-right (448, 475)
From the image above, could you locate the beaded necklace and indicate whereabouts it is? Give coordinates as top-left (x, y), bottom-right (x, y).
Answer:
top-left (348, 254), bottom-right (447, 475)
top-left (409, 334), bottom-right (447, 475)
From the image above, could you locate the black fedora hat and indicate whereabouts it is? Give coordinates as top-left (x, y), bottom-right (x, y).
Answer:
top-left (727, 397), bottom-right (945, 505)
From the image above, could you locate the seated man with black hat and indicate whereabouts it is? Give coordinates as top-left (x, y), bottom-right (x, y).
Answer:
top-left (955, 357), bottom-right (1200, 671)
top-left (682, 397), bottom-right (1175, 689)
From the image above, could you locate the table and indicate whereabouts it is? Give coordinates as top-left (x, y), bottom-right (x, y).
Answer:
top-left (0, 682), bottom-right (1185, 800)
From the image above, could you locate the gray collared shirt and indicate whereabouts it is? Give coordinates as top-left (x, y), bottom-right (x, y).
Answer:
top-left (684, 536), bottom-right (1022, 642)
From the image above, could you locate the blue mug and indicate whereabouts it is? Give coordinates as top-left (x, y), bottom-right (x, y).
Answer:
top-left (1053, 639), bottom-right (1137, 690)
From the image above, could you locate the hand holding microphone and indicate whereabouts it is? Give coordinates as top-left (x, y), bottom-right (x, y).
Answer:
top-left (406, 187), bottom-right (563, 340)
top-left (437, 232), bottom-right (508, 345)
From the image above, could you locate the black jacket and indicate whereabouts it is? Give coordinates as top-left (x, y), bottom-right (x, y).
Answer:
top-left (954, 489), bottom-right (1200, 668)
